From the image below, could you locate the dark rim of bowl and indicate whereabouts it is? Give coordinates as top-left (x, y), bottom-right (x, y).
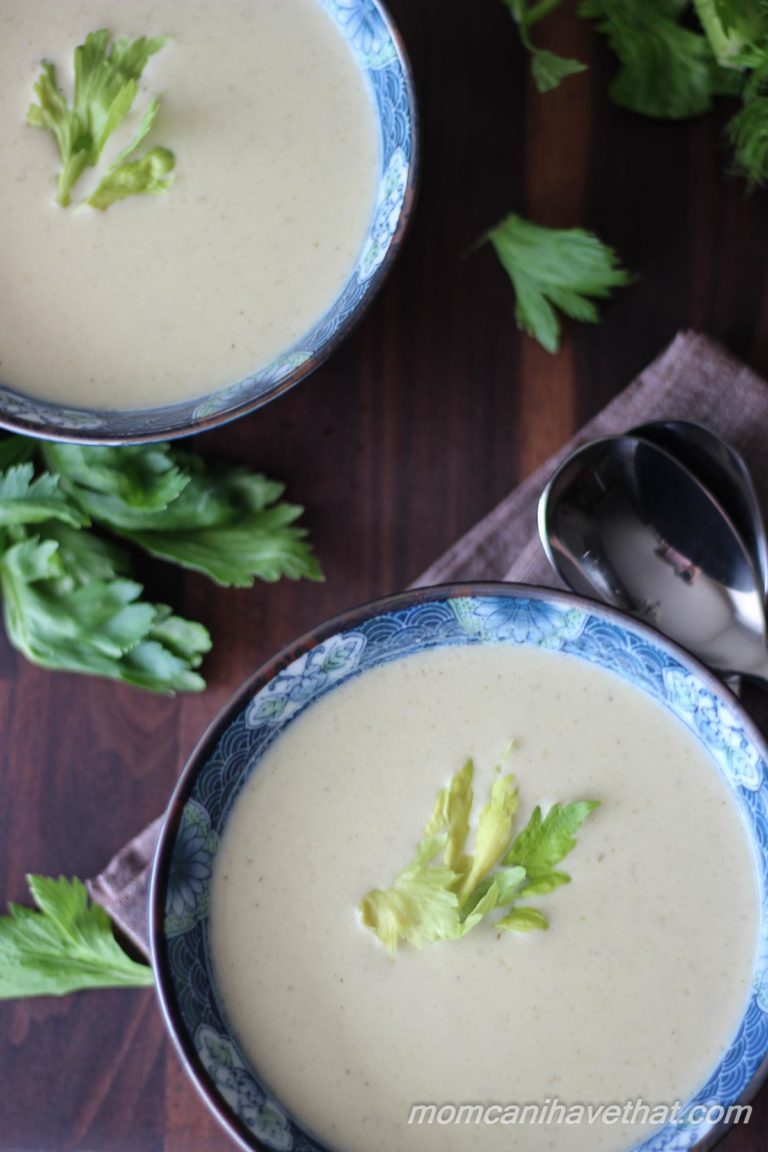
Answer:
top-left (150, 581), bottom-right (768, 1152)
top-left (0, 0), bottom-right (420, 446)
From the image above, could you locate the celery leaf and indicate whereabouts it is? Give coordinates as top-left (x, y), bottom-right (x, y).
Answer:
top-left (504, 801), bottom-right (601, 921)
top-left (485, 213), bottom-right (631, 353)
top-left (497, 906), bottom-right (550, 933)
top-left (0, 522), bottom-right (210, 692)
top-left (88, 146), bottom-right (175, 211)
top-left (359, 861), bottom-right (461, 956)
top-left (0, 465), bottom-right (88, 529)
top-left (27, 29), bottom-right (173, 209)
top-left (45, 445), bottom-right (323, 587)
top-left (579, 0), bottom-right (739, 119)
top-left (531, 49), bottom-right (588, 92)
top-left (728, 69), bottom-right (768, 185)
top-left (501, 0), bottom-right (586, 93)
top-left (505, 800), bottom-right (601, 878)
top-left (118, 502), bottom-right (323, 587)
top-left (359, 755), bottom-right (599, 955)
top-left (0, 876), bottom-right (153, 998)
top-left (0, 440), bottom-right (321, 689)
top-left (692, 0), bottom-right (768, 70)
top-left (41, 443), bottom-right (189, 510)
top-left (423, 758), bottom-right (474, 870)
top-left (458, 773), bottom-right (518, 901)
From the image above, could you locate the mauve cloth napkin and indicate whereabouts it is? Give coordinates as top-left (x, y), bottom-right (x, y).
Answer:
top-left (88, 330), bottom-right (768, 957)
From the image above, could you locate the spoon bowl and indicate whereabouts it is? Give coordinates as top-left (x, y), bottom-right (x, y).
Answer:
top-left (538, 435), bottom-right (768, 684)
top-left (630, 420), bottom-right (768, 601)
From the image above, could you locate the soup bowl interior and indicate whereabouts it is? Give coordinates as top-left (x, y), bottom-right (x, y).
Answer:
top-left (151, 584), bottom-right (768, 1152)
top-left (0, 0), bottom-right (417, 444)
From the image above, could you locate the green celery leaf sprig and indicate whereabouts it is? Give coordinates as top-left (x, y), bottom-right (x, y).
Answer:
top-left (578, 0), bottom-right (739, 121)
top-left (502, 0), bottom-right (586, 93)
top-left (481, 213), bottom-right (632, 354)
top-left (41, 444), bottom-right (324, 587)
top-left (581, 0), bottom-right (768, 185)
top-left (695, 0), bottom-right (768, 186)
top-left (359, 754), bottom-right (600, 955)
top-left (0, 519), bottom-right (211, 694)
top-left (728, 67), bottom-right (768, 186)
top-left (0, 876), bottom-right (153, 998)
top-left (0, 438), bottom-right (322, 692)
top-left (501, 0), bottom-right (768, 185)
top-left (27, 29), bottom-right (176, 210)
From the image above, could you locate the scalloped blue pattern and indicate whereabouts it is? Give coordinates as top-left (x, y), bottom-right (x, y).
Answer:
top-left (159, 592), bottom-right (768, 1152)
top-left (0, 0), bottom-right (415, 442)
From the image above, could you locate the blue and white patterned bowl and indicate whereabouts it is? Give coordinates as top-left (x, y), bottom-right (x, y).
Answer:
top-left (0, 0), bottom-right (417, 445)
top-left (150, 584), bottom-right (768, 1152)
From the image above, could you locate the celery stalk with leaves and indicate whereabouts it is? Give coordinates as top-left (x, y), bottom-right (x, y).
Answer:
top-left (0, 438), bottom-right (322, 692)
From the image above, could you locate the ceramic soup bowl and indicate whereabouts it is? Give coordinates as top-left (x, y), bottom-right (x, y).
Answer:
top-left (151, 584), bottom-right (768, 1152)
top-left (0, 0), bottom-right (417, 444)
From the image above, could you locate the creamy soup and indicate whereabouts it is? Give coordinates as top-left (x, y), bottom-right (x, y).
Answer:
top-left (211, 644), bottom-right (759, 1152)
top-left (0, 0), bottom-right (379, 408)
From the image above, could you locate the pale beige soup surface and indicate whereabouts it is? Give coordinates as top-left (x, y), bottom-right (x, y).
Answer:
top-left (211, 644), bottom-right (759, 1152)
top-left (0, 0), bottom-right (379, 408)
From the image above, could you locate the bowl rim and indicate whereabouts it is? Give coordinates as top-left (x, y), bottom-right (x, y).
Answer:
top-left (0, 0), bottom-right (420, 446)
top-left (150, 580), bottom-right (768, 1152)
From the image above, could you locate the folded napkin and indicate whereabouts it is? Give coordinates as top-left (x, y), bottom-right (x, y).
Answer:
top-left (89, 330), bottom-right (768, 958)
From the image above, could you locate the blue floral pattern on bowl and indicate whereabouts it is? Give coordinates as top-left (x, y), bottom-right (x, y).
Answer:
top-left (246, 632), bottom-right (367, 728)
top-left (152, 586), bottom-right (768, 1152)
top-left (331, 0), bottom-right (397, 67)
top-left (0, 0), bottom-right (417, 444)
top-left (165, 800), bottom-right (219, 937)
top-left (197, 1025), bottom-right (293, 1150)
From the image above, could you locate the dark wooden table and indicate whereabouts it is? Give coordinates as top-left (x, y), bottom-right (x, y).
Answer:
top-left (2, 1), bottom-right (768, 1148)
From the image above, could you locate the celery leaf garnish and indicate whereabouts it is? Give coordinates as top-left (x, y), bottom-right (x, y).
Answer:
top-left (504, 800), bottom-right (601, 921)
top-left (457, 773), bottom-right (519, 902)
top-left (360, 861), bottom-right (461, 955)
top-left (27, 30), bottom-right (174, 209)
top-left (88, 146), bottom-right (175, 211)
top-left (497, 906), bottom-right (550, 933)
top-left (422, 757), bottom-right (474, 871)
top-left (359, 755), bottom-right (600, 954)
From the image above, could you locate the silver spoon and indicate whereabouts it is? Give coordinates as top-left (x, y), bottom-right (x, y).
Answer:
top-left (538, 435), bottom-right (768, 685)
top-left (630, 420), bottom-right (768, 601)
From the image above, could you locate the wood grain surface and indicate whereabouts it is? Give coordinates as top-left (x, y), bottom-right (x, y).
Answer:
top-left (2, 1), bottom-right (768, 1148)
